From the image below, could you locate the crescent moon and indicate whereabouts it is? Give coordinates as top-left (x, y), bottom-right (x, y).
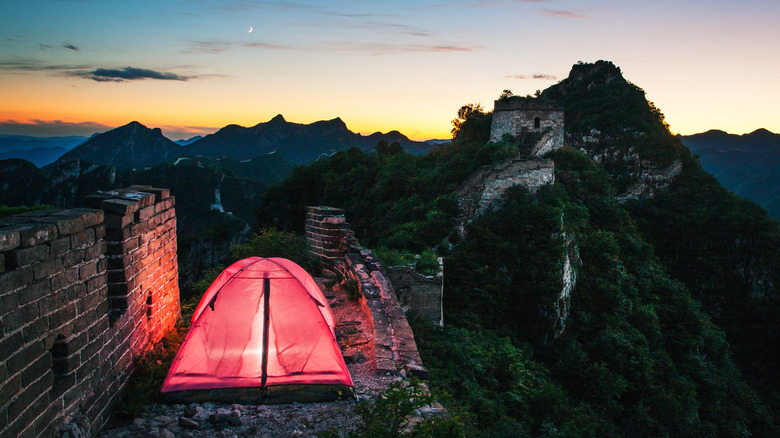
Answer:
top-left (248, 26), bottom-right (253, 33)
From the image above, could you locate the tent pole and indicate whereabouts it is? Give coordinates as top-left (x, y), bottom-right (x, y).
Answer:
top-left (260, 277), bottom-right (270, 389)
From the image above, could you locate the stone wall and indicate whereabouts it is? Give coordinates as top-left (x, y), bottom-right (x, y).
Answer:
top-left (456, 157), bottom-right (555, 235)
top-left (489, 97), bottom-right (564, 150)
top-left (305, 207), bottom-right (430, 378)
top-left (386, 263), bottom-right (444, 327)
top-left (0, 185), bottom-right (179, 438)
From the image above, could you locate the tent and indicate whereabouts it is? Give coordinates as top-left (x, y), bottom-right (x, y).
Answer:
top-left (161, 257), bottom-right (353, 403)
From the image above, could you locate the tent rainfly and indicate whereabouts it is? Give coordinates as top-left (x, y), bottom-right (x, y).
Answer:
top-left (161, 257), bottom-right (353, 403)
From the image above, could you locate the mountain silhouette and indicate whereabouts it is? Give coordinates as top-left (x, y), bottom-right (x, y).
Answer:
top-left (54, 121), bottom-right (181, 171)
top-left (186, 115), bottom-right (433, 163)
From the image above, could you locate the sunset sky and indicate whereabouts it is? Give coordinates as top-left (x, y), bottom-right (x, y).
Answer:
top-left (1, 0), bottom-right (778, 140)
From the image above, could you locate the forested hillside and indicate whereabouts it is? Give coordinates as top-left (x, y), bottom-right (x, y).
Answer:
top-left (257, 61), bottom-right (780, 436)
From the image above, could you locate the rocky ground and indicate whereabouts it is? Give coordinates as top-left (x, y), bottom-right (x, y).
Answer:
top-left (97, 279), bottom-right (400, 438)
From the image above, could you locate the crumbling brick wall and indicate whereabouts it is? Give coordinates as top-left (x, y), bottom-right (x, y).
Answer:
top-left (0, 185), bottom-right (179, 438)
top-left (305, 206), bottom-right (430, 378)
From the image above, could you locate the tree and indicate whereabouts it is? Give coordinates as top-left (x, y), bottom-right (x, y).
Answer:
top-left (450, 103), bottom-right (492, 143)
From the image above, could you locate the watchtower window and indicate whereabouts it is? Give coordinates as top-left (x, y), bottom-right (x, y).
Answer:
top-left (534, 117), bottom-right (541, 130)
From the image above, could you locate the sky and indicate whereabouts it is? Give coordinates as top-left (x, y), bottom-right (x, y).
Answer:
top-left (1, 0), bottom-right (779, 141)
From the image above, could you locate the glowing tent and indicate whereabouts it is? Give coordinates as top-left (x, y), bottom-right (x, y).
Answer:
top-left (161, 257), bottom-right (353, 403)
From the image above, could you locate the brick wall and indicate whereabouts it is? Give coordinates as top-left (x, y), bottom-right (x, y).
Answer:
top-left (386, 263), bottom-right (444, 327)
top-left (305, 207), bottom-right (430, 378)
top-left (0, 185), bottom-right (179, 438)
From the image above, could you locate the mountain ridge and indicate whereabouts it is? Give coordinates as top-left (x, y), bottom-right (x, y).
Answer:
top-left (49, 116), bottom-right (435, 169)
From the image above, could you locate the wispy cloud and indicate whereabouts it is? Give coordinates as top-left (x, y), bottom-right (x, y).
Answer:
top-left (508, 73), bottom-right (559, 80)
top-left (75, 67), bottom-right (193, 82)
top-left (62, 43), bottom-right (79, 51)
top-left (0, 119), bottom-right (112, 137)
top-left (0, 59), bottom-right (90, 72)
top-left (331, 42), bottom-right (480, 55)
top-left (542, 9), bottom-right (588, 19)
top-left (185, 40), bottom-right (295, 54)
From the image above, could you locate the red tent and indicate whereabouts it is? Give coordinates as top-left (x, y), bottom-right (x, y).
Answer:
top-left (161, 257), bottom-right (353, 403)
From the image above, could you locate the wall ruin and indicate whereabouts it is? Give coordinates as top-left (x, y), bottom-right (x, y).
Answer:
top-left (0, 185), bottom-right (179, 438)
top-left (305, 206), bottom-right (431, 378)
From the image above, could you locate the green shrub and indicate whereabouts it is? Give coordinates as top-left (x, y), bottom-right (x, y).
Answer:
top-left (415, 250), bottom-right (440, 276)
top-left (343, 279), bottom-right (361, 302)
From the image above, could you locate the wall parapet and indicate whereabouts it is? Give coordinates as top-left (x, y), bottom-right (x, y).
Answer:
top-left (0, 185), bottom-right (179, 438)
top-left (305, 207), bottom-right (430, 379)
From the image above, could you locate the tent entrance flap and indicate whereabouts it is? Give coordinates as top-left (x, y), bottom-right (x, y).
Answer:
top-left (260, 277), bottom-right (270, 389)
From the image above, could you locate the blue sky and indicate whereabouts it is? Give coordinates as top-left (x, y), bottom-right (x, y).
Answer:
top-left (1, 0), bottom-right (778, 139)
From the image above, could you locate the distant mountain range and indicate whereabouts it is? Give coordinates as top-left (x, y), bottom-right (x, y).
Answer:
top-left (0, 134), bottom-right (88, 167)
top-left (679, 129), bottom-right (780, 219)
top-left (7, 115), bottom-right (431, 170)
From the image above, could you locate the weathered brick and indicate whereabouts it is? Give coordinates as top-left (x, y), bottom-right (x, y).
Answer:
top-left (21, 353), bottom-right (52, 387)
top-left (86, 275), bottom-right (105, 295)
top-left (32, 399), bottom-right (62, 436)
top-left (79, 260), bottom-right (98, 281)
top-left (0, 331), bottom-right (24, 360)
top-left (7, 377), bottom-right (48, 418)
top-left (48, 303), bottom-right (76, 331)
top-left (62, 248), bottom-right (85, 268)
top-left (51, 267), bottom-right (79, 292)
top-left (77, 291), bottom-right (102, 315)
top-left (21, 317), bottom-right (48, 344)
top-left (0, 228), bottom-right (20, 252)
top-left (104, 214), bottom-right (134, 230)
top-left (144, 187), bottom-right (170, 202)
top-left (0, 374), bottom-right (21, 407)
top-left (6, 340), bottom-right (44, 375)
top-left (95, 298), bottom-right (110, 317)
top-left (137, 205), bottom-right (155, 221)
top-left (3, 302), bottom-right (39, 331)
top-left (5, 245), bottom-right (48, 269)
top-left (65, 282), bottom-right (86, 301)
top-left (49, 236), bottom-right (71, 257)
top-left (0, 292), bottom-right (20, 316)
top-left (33, 257), bottom-right (62, 280)
top-left (70, 227), bottom-right (95, 249)
top-left (95, 224), bottom-right (105, 240)
top-left (84, 240), bottom-right (106, 261)
top-left (38, 289), bottom-right (68, 316)
top-left (61, 208), bottom-right (103, 229)
top-left (46, 210), bottom-right (87, 235)
top-left (100, 199), bottom-right (138, 216)
top-left (16, 223), bottom-right (58, 248)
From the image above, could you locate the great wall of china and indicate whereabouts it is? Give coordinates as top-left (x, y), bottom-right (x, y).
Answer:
top-left (1, 98), bottom-right (568, 437)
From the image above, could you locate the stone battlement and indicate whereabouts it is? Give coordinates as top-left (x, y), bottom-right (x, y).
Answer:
top-left (0, 185), bottom-right (179, 438)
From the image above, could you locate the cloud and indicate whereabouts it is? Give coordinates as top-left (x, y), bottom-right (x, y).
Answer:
top-left (0, 119), bottom-right (112, 137)
top-left (331, 42), bottom-right (480, 55)
top-left (0, 59), bottom-right (90, 72)
top-left (542, 9), bottom-right (588, 19)
top-left (62, 43), bottom-right (79, 51)
top-left (76, 67), bottom-right (193, 82)
top-left (185, 40), bottom-right (294, 54)
top-left (507, 73), bottom-right (559, 80)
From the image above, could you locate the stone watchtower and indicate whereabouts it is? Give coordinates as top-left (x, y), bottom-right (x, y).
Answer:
top-left (489, 97), bottom-right (564, 155)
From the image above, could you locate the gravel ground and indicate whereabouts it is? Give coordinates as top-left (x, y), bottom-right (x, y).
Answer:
top-left (97, 279), bottom-right (399, 438)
